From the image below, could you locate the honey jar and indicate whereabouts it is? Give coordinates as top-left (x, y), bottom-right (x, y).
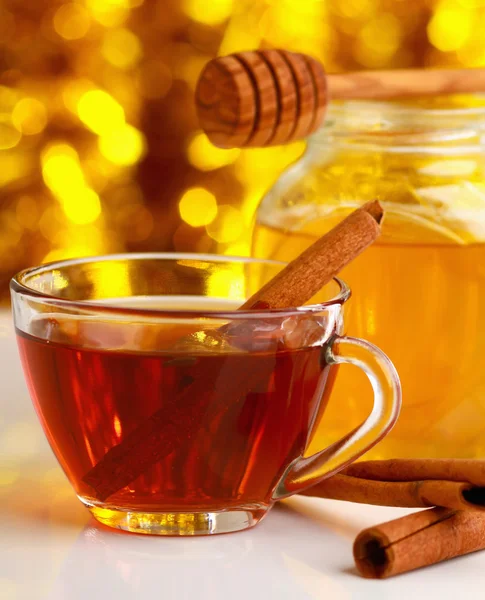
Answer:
top-left (253, 96), bottom-right (485, 459)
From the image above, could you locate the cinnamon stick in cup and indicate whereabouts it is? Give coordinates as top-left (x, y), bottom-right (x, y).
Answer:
top-left (300, 458), bottom-right (485, 511)
top-left (241, 200), bottom-right (382, 310)
top-left (354, 507), bottom-right (485, 578)
top-left (82, 201), bottom-right (383, 501)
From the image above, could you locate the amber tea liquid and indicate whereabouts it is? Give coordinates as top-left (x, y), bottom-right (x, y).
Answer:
top-left (17, 302), bottom-right (336, 522)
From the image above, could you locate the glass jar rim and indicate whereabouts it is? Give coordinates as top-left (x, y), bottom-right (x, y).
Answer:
top-left (326, 97), bottom-right (485, 120)
top-left (309, 97), bottom-right (485, 151)
top-left (10, 252), bottom-right (351, 318)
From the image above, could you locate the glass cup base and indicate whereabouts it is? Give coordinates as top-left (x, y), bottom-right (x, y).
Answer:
top-left (85, 503), bottom-right (269, 536)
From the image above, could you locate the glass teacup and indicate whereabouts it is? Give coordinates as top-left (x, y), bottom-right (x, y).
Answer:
top-left (11, 253), bottom-right (401, 535)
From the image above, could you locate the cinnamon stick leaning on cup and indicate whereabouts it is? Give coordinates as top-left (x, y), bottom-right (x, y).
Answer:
top-left (82, 201), bottom-right (383, 501)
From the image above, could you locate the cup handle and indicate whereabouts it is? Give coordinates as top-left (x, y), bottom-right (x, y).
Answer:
top-left (273, 335), bottom-right (402, 500)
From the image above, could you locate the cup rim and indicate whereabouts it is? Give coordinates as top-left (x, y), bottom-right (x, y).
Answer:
top-left (10, 252), bottom-right (351, 318)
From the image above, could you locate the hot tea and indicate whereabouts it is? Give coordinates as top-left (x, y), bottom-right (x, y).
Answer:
top-left (12, 253), bottom-right (400, 534)
top-left (17, 306), bottom-right (336, 521)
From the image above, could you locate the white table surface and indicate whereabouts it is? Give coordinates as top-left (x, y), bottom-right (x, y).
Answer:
top-left (1, 310), bottom-right (483, 600)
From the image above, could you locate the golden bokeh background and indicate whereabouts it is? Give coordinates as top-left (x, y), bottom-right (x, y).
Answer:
top-left (1, 0), bottom-right (484, 302)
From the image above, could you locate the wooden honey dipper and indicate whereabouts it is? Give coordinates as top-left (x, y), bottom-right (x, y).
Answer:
top-left (195, 49), bottom-right (485, 149)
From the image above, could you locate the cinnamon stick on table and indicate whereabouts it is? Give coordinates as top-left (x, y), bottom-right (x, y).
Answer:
top-left (301, 459), bottom-right (485, 511)
top-left (354, 507), bottom-right (485, 578)
top-left (83, 201), bottom-right (383, 501)
top-left (345, 457), bottom-right (485, 485)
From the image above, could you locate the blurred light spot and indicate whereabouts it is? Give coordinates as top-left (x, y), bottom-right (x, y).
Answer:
top-left (42, 144), bottom-right (84, 196)
top-left (428, 4), bottom-right (472, 52)
top-left (354, 13), bottom-right (401, 67)
top-left (179, 188), bottom-right (218, 227)
top-left (91, 260), bottom-right (132, 298)
top-left (184, 0), bottom-right (233, 25)
top-left (206, 205), bottom-right (244, 243)
top-left (187, 133), bottom-right (240, 171)
top-left (41, 143), bottom-right (101, 224)
top-left (99, 124), bottom-right (146, 165)
top-left (102, 28), bottom-right (142, 69)
top-left (114, 415), bottom-right (122, 437)
top-left (12, 98), bottom-right (47, 135)
top-left (0, 117), bottom-right (21, 149)
top-left (136, 61), bottom-right (173, 99)
top-left (42, 142), bottom-right (79, 162)
top-left (54, 3), bottom-right (91, 40)
top-left (16, 196), bottom-right (40, 230)
top-left (261, 1), bottom-right (324, 55)
top-left (207, 269), bottom-right (245, 300)
top-left (86, 0), bottom-right (130, 27)
top-left (77, 90), bottom-right (125, 135)
top-left (62, 188), bottom-right (101, 225)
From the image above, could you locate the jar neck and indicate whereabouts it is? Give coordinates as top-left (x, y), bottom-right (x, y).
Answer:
top-left (309, 98), bottom-right (485, 155)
